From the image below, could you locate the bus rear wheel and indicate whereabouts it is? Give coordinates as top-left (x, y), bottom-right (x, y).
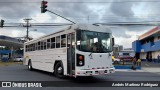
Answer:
top-left (28, 60), bottom-right (33, 71)
top-left (54, 62), bottom-right (64, 78)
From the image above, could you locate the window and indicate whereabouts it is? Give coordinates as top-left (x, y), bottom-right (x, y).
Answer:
top-left (41, 41), bottom-right (44, 50)
top-left (43, 40), bottom-right (47, 50)
top-left (28, 45), bottom-right (30, 51)
top-left (25, 45), bottom-right (28, 52)
top-left (56, 36), bottom-right (60, 48)
top-left (33, 44), bottom-right (35, 51)
top-left (76, 30), bottom-right (112, 53)
top-left (38, 41), bottom-right (41, 50)
top-left (35, 43), bottom-right (38, 50)
top-left (30, 44), bottom-right (33, 51)
top-left (47, 39), bottom-right (51, 49)
top-left (61, 34), bottom-right (66, 47)
top-left (51, 37), bottom-right (55, 48)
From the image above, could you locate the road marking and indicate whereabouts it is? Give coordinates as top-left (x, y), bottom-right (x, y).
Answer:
top-left (145, 64), bottom-right (150, 66)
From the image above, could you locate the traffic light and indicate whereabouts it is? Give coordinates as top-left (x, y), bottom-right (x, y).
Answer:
top-left (0, 19), bottom-right (5, 28)
top-left (41, 1), bottom-right (48, 13)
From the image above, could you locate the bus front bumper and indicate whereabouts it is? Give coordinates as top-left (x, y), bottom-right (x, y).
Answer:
top-left (76, 68), bottom-right (115, 76)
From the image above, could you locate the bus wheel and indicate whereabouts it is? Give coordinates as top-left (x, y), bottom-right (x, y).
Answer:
top-left (28, 60), bottom-right (33, 71)
top-left (54, 62), bottom-right (64, 78)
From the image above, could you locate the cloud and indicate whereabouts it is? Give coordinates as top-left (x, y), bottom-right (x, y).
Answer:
top-left (31, 13), bottom-right (52, 23)
top-left (110, 1), bottom-right (134, 17)
top-left (0, 0), bottom-right (159, 48)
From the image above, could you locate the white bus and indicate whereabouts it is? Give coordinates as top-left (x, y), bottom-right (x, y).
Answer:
top-left (23, 24), bottom-right (115, 78)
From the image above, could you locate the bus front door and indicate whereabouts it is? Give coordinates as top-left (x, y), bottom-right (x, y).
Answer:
top-left (67, 33), bottom-right (75, 75)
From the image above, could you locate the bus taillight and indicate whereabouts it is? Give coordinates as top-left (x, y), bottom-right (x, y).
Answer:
top-left (76, 54), bottom-right (85, 66)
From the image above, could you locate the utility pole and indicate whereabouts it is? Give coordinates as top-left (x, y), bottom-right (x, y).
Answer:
top-left (23, 18), bottom-right (32, 40)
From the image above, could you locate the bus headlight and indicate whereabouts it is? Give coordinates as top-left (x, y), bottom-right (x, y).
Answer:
top-left (76, 54), bottom-right (85, 66)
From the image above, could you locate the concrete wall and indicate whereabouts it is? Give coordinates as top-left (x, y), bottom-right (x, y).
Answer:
top-left (152, 51), bottom-right (160, 59)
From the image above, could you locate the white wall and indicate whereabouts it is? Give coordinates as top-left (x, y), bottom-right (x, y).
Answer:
top-left (153, 51), bottom-right (160, 59)
top-left (140, 52), bottom-right (146, 59)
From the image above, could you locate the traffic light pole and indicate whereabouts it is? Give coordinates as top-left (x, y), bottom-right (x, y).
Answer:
top-left (47, 10), bottom-right (76, 24)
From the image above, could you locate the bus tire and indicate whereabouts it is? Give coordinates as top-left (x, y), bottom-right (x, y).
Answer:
top-left (28, 60), bottom-right (33, 71)
top-left (54, 62), bottom-right (64, 78)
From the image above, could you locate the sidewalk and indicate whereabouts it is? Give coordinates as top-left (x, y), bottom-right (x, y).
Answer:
top-left (115, 68), bottom-right (160, 73)
top-left (140, 61), bottom-right (160, 73)
top-left (141, 61), bottom-right (160, 67)
top-left (115, 61), bottom-right (160, 73)
top-left (142, 67), bottom-right (160, 73)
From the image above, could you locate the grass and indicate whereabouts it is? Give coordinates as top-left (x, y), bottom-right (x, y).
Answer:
top-left (0, 61), bottom-right (23, 67)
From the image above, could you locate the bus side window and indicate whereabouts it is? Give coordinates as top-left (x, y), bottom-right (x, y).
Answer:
top-left (26, 45), bottom-right (28, 52)
top-left (41, 41), bottom-right (44, 50)
top-left (51, 37), bottom-right (55, 48)
top-left (43, 40), bottom-right (47, 50)
top-left (35, 43), bottom-right (38, 50)
top-left (61, 34), bottom-right (66, 47)
top-left (38, 41), bottom-right (41, 50)
top-left (28, 44), bottom-right (30, 52)
top-left (30, 44), bottom-right (32, 51)
top-left (47, 39), bottom-right (51, 49)
top-left (56, 36), bottom-right (60, 48)
top-left (33, 44), bottom-right (35, 51)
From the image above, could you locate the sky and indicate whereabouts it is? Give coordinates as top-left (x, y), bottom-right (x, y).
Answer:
top-left (0, 0), bottom-right (160, 48)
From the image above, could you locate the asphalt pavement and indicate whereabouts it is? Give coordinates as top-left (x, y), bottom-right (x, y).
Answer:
top-left (0, 64), bottom-right (160, 90)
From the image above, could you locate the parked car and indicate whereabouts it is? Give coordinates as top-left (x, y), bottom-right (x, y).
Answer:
top-left (113, 58), bottom-right (120, 64)
top-left (14, 57), bottom-right (23, 62)
top-left (118, 55), bottom-right (134, 62)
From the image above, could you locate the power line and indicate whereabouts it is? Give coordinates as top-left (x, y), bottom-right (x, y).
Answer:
top-left (1, 1), bottom-right (160, 3)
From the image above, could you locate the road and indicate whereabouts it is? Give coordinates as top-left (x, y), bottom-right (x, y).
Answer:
top-left (0, 64), bottom-right (160, 90)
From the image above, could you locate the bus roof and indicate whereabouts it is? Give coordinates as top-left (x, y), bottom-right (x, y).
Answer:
top-left (25, 24), bottom-right (111, 44)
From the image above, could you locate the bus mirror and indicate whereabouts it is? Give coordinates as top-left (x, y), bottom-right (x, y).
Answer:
top-left (112, 38), bottom-right (114, 46)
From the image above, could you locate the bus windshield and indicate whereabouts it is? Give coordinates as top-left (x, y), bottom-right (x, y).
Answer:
top-left (76, 30), bottom-right (112, 53)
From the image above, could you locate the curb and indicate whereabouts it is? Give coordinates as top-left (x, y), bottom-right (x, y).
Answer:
top-left (114, 66), bottom-right (141, 70)
top-left (115, 69), bottom-right (145, 72)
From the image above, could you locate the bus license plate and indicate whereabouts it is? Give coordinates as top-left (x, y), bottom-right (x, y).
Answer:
top-left (99, 71), bottom-right (104, 74)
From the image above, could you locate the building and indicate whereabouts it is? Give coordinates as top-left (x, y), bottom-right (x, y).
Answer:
top-left (132, 26), bottom-right (160, 62)
top-left (113, 45), bottom-right (123, 57)
top-left (0, 35), bottom-right (24, 61)
top-left (118, 49), bottom-right (135, 58)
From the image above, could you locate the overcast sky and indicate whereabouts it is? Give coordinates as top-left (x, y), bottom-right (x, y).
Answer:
top-left (0, 0), bottom-right (160, 48)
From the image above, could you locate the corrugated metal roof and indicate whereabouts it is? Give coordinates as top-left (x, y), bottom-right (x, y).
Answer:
top-left (139, 26), bottom-right (160, 40)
